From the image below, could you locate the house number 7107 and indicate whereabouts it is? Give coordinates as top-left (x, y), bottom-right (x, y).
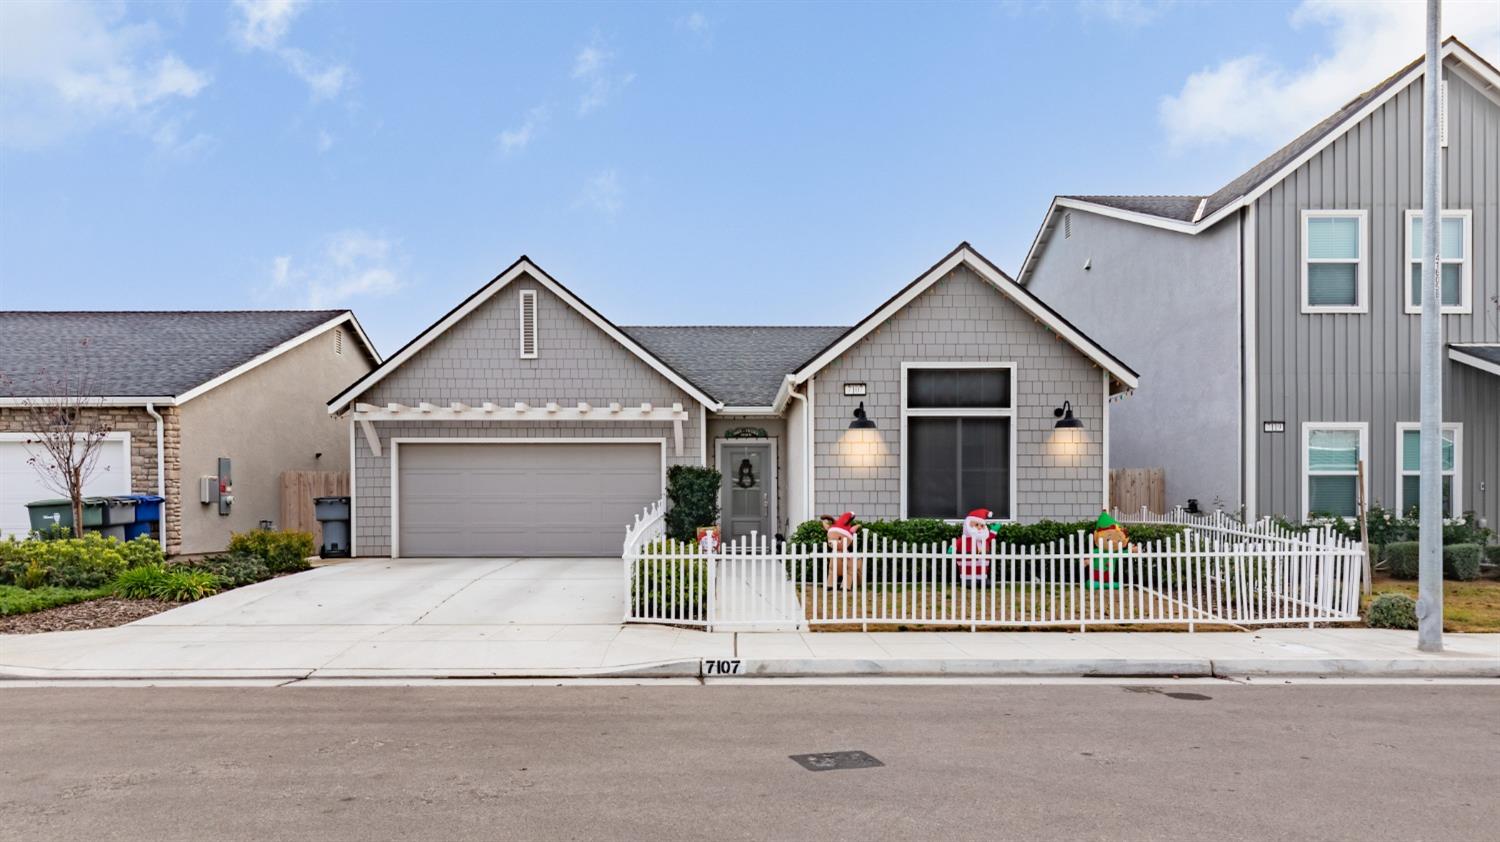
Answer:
top-left (703, 659), bottom-right (743, 675)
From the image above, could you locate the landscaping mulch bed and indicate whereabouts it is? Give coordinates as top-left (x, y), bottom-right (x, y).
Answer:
top-left (0, 598), bottom-right (179, 635)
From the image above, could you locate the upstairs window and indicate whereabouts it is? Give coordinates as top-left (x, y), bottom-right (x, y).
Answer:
top-left (1396, 423), bottom-right (1460, 518)
top-left (1301, 210), bottom-right (1367, 313)
top-left (1405, 210), bottom-right (1471, 314)
top-left (518, 290), bottom-right (538, 358)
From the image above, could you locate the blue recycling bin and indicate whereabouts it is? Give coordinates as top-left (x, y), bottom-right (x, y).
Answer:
top-left (121, 494), bottom-right (164, 540)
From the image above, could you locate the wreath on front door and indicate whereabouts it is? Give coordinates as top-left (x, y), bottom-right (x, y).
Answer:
top-left (735, 458), bottom-right (757, 488)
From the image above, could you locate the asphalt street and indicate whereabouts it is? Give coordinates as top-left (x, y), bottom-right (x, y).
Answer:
top-left (1, 682), bottom-right (1496, 841)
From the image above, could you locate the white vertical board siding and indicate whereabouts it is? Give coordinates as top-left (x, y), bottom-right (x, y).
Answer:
top-left (1255, 66), bottom-right (1500, 527)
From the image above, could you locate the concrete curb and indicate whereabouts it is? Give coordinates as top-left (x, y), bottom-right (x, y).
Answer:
top-left (0, 659), bottom-right (703, 682)
top-left (734, 658), bottom-right (1214, 678)
top-left (1210, 658), bottom-right (1500, 678)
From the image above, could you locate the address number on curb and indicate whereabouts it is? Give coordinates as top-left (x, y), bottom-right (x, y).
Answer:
top-left (703, 659), bottom-right (744, 676)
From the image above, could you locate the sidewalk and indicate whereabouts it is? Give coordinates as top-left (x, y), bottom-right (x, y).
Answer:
top-left (2, 623), bottom-right (1495, 681)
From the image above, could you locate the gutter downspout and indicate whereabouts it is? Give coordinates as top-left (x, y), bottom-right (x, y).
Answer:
top-left (144, 402), bottom-right (167, 552)
top-left (786, 380), bottom-right (813, 522)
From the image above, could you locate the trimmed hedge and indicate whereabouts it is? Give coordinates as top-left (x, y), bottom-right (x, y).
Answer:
top-left (1367, 593), bottom-right (1418, 630)
top-left (664, 465), bottom-right (722, 543)
top-left (1486, 544), bottom-right (1500, 567)
top-left (631, 540), bottom-right (707, 619)
top-left (228, 529), bottom-right (314, 573)
top-left (1383, 542), bottom-right (1420, 579)
top-left (785, 517), bottom-right (1184, 550)
top-left (1443, 543), bottom-right (1483, 582)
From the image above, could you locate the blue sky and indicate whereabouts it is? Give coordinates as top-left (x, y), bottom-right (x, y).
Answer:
top-left (2, 1), bottom-right (1497, 354)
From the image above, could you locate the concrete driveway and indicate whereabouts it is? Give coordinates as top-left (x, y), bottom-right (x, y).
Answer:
top-left (134, 557), bottom-right (625, 627)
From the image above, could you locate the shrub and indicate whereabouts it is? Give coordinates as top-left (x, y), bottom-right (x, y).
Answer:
top-left (118, 536), bottom-right (164, 569)
top-left (1487, 544), bottom-right (1500, 567)
top-left (113, 565), bottom-right (169, 599)
top-left (28, 523), bottom-right (74, 542)
top-left (1383, 542), bottom-right (1420, 579)
top-left (1367, 593), bottom-right (1418, 630)
top-left (0, 533), bottom-right (129, 589)
top-left (187, 553), bottom-right (271, 588)
top-left (113, 565), bottom-right (222, 602)
top-left (0, 585), bottom-right (108, 616)
top-left (1443, 543), bottom-right (1483, 582)
top-left (228, 529), bottom-right (315, 573)
top-left (663, 465), bottom-right (722, 543)
top-left (861, 518), bottom-right (961, 548)
top-left (788, 519), bottom-right (829, 547)
top-left (1443, 514), bottom-right (1493, 547)
top-left (630, 544), bottom-right (706, 620)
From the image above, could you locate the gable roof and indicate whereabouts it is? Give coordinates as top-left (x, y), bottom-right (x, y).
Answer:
top-left (1019, 37), bottom-right (1500, 283)
top-left (623, 326), bottom-right (847, 407)
top-left (0, 310), bottom-right (375, 404)
top-left (1449, 343), bottom-right (1500, 377)
top-left (791, 242), bottom-right (1139, 392)
top-left (327, 256), bottom-right (723, 413)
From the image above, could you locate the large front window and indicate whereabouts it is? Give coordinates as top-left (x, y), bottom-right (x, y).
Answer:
top-left (1303, 423), bottom-right (1367, 520)
top-left (904, 365), bottom-right (1012, 519)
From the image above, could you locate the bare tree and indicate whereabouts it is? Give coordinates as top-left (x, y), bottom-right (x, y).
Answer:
top-left (5, 340), bottom-right (114, 538)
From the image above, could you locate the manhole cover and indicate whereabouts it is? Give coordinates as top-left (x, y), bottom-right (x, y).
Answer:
top-left (1164, 692), bottom-right (1213, 701)
top-left (789, 751), bottom-right (884, 772)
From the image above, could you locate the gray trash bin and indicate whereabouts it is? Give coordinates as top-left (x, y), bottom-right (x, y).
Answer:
top-left (314, 496), bottom-right (351, 558)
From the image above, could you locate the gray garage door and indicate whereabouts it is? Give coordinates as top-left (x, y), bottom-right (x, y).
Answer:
top-left (396, 442), bottom-right (662, 557)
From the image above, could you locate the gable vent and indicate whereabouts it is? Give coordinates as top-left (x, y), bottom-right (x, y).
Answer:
top-left (519, 290), bottom-right (538, 359)
top-left (334, 327), bottom-right (344, 355)
top-left (1064, 212), bottom-right (1073, 239)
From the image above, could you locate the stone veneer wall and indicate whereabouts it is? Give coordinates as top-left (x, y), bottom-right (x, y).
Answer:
top-left (0, 405), bottom-right (182, 553)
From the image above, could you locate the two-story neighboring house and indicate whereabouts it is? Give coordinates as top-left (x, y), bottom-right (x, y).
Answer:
top-left (1021, 37), bottom-right (1500, 530)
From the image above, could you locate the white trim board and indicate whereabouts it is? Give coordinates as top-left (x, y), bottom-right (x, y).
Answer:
top-left (792, 246), bottom-right (1138, 392)
top-left (897, 362), bottom-right (1019, 523)
top-left (387, 436), bottom-right (668, 559)
top-left (328, 258), bottom-right (721, 414)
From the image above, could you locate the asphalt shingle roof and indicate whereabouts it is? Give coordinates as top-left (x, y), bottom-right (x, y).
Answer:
top-left (1061, 195), bottom-right (1203, 222)
top-left (622, 326), bottom-right (848, 406)
top-left (0, 311), bottom-right (349, 398)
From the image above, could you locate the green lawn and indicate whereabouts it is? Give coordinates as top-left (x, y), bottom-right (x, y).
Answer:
top-left (1366, 575), bottom-right (1500, 633)
top-left (0, 585), bottom-right (111, 616)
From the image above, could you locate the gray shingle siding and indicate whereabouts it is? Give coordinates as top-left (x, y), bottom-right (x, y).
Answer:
top-left (810, 264), bottom-right (1106, 523)
top-left (350, 275), bottom-right (703, 556)
top-left (1254, 68), bottom-right (1500, 528)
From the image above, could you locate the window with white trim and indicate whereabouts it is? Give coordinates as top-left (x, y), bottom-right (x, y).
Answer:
top-left (903, 365), bottom-right (1013, 520)
top-left (1301, 210), bottom-right (1367, 313)
top-left (518, 289), bottom-right (538, 358)
top-left (1302, 422), bottom-right (1366, 520)
top-left (1404, 209), bottom-right (1471, 314)
top-left (1396, 423), bottom-right (1460, 518)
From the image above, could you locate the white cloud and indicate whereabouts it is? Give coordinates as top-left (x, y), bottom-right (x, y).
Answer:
top-left (0, 1), bottom-right (209, 147)
top-left (1077, 0), bottom-right (1174, 26)
top-left (316, 128), bottom-right (334, 152)
top-left (1160, 0), bottom-right (1500, 150)
top-left (264, 231), bottom-right (404, 307)
top-left (231, 0), bottom-right (351, 100)
top-left (675, 10), bottom-right (713, 44)
top-left (498, 105), bottom-right (549, 153)
top-left (571, 33), bottom-right (634, 116)
top-left (579, 170), bottom-right (624, 216)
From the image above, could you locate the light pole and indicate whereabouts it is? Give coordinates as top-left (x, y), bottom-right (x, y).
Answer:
top-left (1416, 0), bottom-right (1444, 652)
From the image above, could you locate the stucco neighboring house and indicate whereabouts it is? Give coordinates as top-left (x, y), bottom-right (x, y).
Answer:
top-left (1020, 37), bottom-right (1500, 530)
top-left (327, 242), bottom-right (1138, 559)
top-left (0, 311), bottom-right (379, 553)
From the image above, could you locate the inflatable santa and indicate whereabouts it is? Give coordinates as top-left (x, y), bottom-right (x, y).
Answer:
top-left (824, 512), bottom-right (861, 591)
top-left (954, 508), bottom-right (995, 584)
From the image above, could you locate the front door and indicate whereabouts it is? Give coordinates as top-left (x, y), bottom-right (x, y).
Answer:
top-left (718, 441), bottom-right (774, 543)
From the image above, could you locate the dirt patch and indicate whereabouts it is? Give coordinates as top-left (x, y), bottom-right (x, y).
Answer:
top-left (0, 598), bottom-right (178, 635)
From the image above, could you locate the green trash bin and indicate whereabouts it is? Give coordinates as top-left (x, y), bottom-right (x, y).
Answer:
top-left (25, 498), bottom-right (106, 533)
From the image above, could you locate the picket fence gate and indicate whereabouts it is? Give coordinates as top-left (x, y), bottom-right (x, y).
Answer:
top-left (621, 503), bottom-right (1365, 632)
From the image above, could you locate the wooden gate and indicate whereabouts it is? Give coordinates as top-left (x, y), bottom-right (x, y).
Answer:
top-left (1109, 468), bottom-right (1166, 514)
top-left (279, 471), bottom-right (349, 548)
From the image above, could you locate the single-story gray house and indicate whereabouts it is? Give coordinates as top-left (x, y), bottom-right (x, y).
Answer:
top-left (327, 243), bottom-right (1139, 558)
top-left (1, 311), bottom-right (379, 553)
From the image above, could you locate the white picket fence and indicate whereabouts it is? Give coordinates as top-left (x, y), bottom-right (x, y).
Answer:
top-left (621, 504), bottom-right (1365, 632)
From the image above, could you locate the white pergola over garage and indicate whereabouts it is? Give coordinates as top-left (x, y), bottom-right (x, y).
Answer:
top-left (351, 401), bottom-right (692, 458)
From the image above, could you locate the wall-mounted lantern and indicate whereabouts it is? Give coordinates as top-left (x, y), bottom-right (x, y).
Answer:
top-left (1053, 401), bottom-right (1083, 430)
top-left (849, 401), bottom-right (877, 430)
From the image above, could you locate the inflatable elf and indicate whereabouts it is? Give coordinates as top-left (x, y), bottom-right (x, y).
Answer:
top-left (1090, 511), bottom-right (1131, 590)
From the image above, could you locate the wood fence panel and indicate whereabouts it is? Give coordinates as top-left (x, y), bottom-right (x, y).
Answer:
top-left (1110, 468), bottom-right (1166, 514)
top-left (279, 471), bottom-right (349, 548)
